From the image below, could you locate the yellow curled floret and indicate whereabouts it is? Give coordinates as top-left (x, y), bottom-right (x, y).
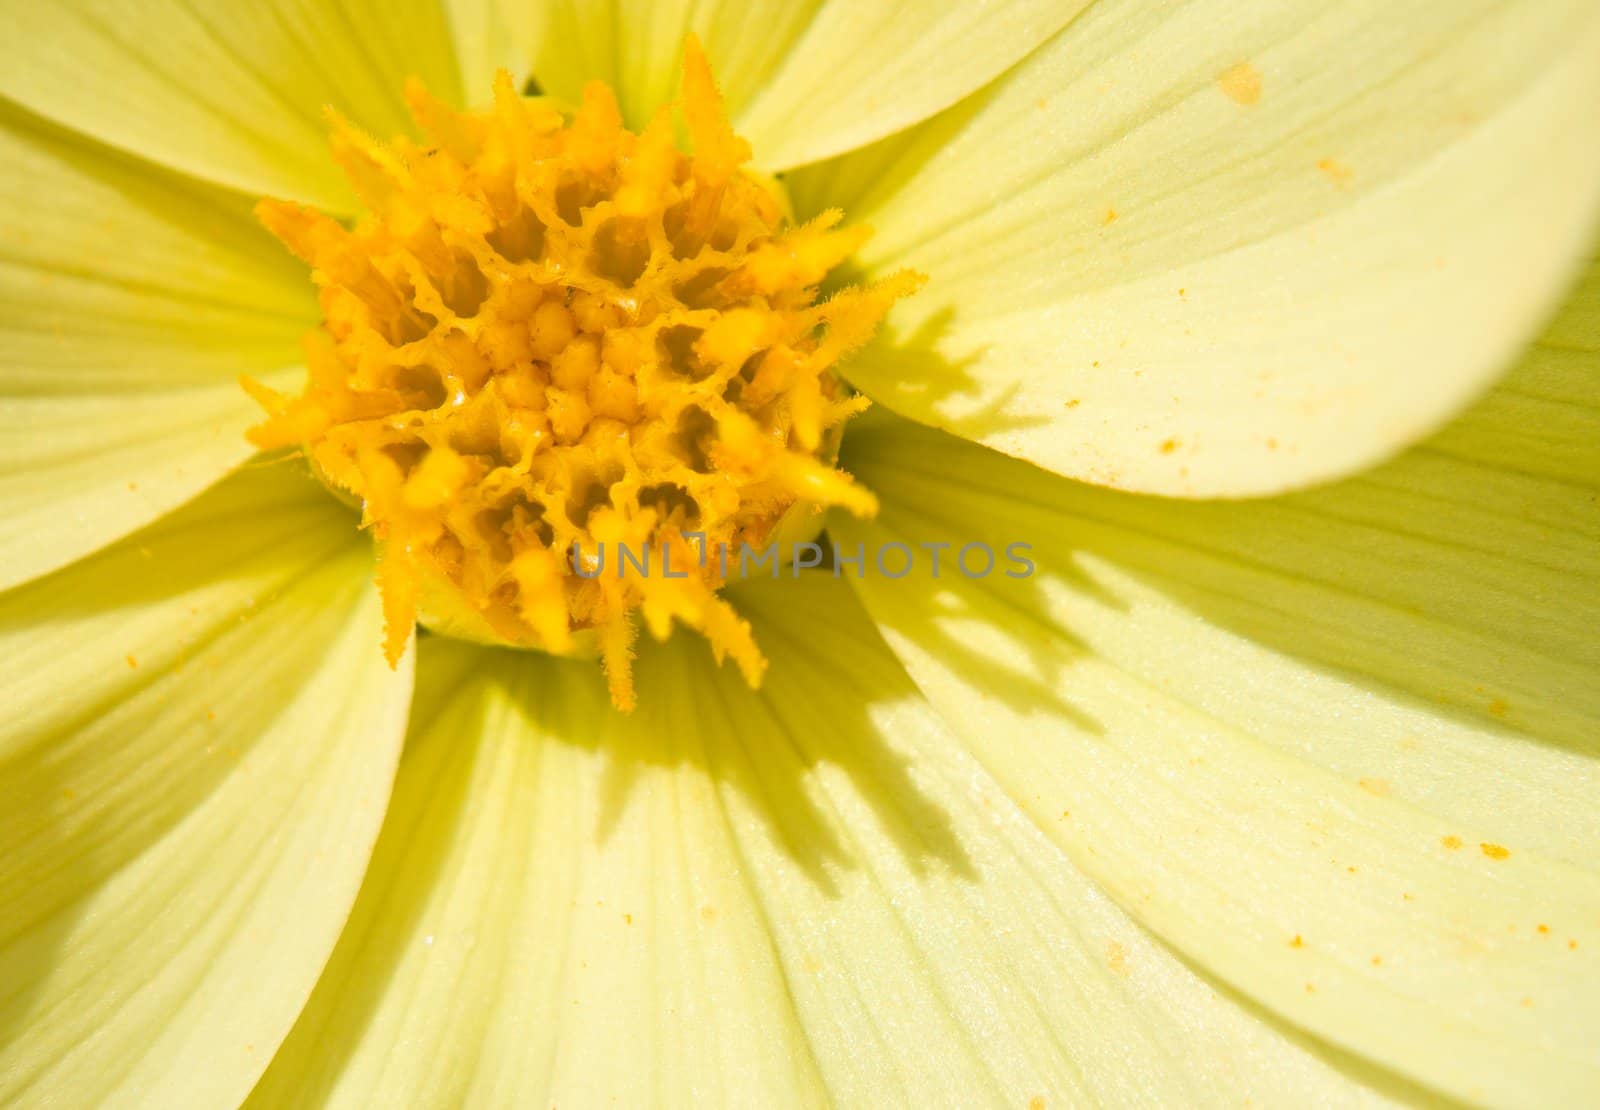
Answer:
top-left (245, 39), bottom-right (920, 710)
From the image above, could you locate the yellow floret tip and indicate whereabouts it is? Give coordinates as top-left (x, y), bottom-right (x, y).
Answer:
top-left (245, 38), bottom-right (917, 709)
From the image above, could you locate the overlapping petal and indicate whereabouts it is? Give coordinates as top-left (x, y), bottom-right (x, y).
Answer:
top-left (793, 0), bottom-right (1600, 496)
top-left (0, 465), bottom-right (413, 1108)
top-left (0, 4), bottom-right (1594, 1106)
top-left (252, 577), bottom-right (1400, 1107)
top-left (485, 0), bottom-right (1085, 170)
top-left (0, 0), bottom-right (461, 209)
top-left (245, 635), bottom-right (828, 1106)
top-left (833, 260), bottom-right (1600, 1104)
top-left (495, 0), bottom-right (825, 131)
top-left (440, 0), bottom-right (541, 98)
top-left (0, 103), bottom-right (313, 589)
top-left (735, 0), bottom-right (1092, 170)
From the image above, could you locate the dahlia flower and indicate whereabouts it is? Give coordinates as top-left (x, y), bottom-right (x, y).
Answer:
top-left (2, 2), bottom-right (1598, 1107)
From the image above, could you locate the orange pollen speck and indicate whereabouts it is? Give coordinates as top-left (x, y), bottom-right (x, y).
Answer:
top-left (244, 39), bottom-right (920, 710)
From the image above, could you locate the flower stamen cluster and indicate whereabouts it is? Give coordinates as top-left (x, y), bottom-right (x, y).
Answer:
top-left (246, 40), bottom-right (919, 708)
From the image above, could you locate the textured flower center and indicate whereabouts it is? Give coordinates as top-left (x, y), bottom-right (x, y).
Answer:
top-left (244, 40), bottom-right (917, 709)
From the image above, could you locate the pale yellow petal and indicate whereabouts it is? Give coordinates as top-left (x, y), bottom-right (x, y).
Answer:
top-left (502, 1), bottom-right (825, 133)
top-left (733, 0), bottom-right (1092, 170)
top-left (501, 1), bottom-right (1083, 170)
top-left (0, 464), bottom-right (412, 1108)
top-left (248, 635), bottom-right (828, 1107)
top-left (0, 104), bottom-right (312, 588)
top-left (254, 580), bottom-right (1402, 1107)
top-left (441, 0), bottom-right (531, 95)
top-left (793, 0), bottom-right (1600, 495)
top-left (0, 0), bottom-right (462, 209)
top-left (834, 261), bottom-right (1600, 1103)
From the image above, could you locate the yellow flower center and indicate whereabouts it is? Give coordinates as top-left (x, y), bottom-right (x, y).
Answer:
top-left (244, 39), bottom-right (918, 710)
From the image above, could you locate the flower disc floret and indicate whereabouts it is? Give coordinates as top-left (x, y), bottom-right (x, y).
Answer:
top-left (246, 40), bottom-right (919, 708)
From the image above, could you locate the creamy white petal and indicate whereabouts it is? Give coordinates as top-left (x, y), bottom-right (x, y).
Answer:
top-left (0, 464), bottom-right (412, 1108)
top-left (833, 264), bottom-right (1600, 1103)
top-left (792, 0), bottom-right (1600, 495)
top-left (253, 579), bottom-right (1402, 1107)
